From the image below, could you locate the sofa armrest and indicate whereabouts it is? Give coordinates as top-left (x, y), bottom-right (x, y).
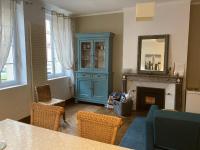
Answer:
top-left (145, 105), bottom-right (159, 150)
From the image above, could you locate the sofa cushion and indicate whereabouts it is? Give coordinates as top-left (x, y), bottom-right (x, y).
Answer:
top-left (120, 117), bottom-right (146, 150)
top-left (154, 110), bottom-right (200, 150)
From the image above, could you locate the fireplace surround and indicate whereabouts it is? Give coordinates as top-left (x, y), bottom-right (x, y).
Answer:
top-left (122, 73), bottom-right (183, 111)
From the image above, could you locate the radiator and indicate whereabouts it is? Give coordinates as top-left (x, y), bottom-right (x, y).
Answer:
top-left (186, 90), bottom-right (200, 114)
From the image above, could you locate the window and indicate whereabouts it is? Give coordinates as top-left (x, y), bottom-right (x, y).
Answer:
top-left (0, 1), bottom-right (27, 89)
top-left (0, 42), bottom-right (16, 85)
top-left (45, 15), bottom-right (65, 79)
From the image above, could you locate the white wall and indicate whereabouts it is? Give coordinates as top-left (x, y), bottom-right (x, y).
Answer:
top-left (123, 0), bottom-right (191, 76)
top-left (0, 0), bottom-right (72, 121)
top-left (123, 0), bottom-right (191, 110)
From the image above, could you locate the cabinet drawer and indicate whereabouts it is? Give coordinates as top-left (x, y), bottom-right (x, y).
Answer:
top-left (93, 74), bottom-right (107, 79)
top-left (77, 73), bottom-right (91, 78)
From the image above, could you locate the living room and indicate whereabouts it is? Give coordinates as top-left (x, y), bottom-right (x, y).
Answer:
top-left (0, 0), bottom-right (199, 150)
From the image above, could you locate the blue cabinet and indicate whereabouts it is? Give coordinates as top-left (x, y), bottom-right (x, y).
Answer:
top-left (75, 33), bottom-right (114, 105)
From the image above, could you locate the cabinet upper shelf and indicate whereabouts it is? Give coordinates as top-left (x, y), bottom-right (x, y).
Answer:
top-left (76, 32), bottom-right (114, 73)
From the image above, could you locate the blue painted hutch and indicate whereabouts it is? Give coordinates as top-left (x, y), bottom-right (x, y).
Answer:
top-left (75, 32), bottom-right (114, 105)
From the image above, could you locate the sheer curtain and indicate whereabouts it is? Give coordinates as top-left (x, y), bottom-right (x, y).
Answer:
top-left (0, 0), bottom-right (16, 72)
top-left (51, 11), bottom-right (74, 96)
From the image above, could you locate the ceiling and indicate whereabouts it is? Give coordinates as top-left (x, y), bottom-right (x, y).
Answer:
top-left (42, 0), bottom-right (192, 16)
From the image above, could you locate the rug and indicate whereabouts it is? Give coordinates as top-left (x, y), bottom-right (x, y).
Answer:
top-left (120, 117), bottom-right (146, 150)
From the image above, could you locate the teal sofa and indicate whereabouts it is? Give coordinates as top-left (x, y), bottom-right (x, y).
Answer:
top-left (120, 105), bottom-right (200, 150)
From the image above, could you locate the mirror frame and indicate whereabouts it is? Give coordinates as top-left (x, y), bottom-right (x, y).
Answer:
top-left (137, 34), bottom-right (169, 75)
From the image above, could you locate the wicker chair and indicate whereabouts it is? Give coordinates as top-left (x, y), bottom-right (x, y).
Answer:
top-left (77, 111), bottom-right (123, 144)
top-left (35, 84), bottom-right (66, 105)
top-left (35, 84), bottom-right (66, 122)
top-left (31, 102), bottom-right (64, 131)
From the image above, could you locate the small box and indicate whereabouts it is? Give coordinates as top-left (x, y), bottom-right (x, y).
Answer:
top-left (113, 99), bottom-right (133, 117)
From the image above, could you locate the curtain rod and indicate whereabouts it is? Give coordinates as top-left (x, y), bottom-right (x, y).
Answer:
top-left (23, 0), bottom-right (33, 4)
top-left (13, 0), bottom-right (32, 4)
top-left (42, 7), bottom-right (71, 19)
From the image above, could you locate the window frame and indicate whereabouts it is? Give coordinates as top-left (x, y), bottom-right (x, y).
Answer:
top-left (45, 14), bottom-right (65, 80)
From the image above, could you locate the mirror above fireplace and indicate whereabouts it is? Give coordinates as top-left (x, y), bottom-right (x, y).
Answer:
top-left (137, 34), bottom-right (169, 75)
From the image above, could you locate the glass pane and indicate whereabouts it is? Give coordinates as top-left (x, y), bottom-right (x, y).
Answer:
top-left (47, 46), bottom-right (52, 61)
top-left (47, 61), bottom-right (53, 75)
top-left (1, 64), bottom-right (14, 82)
top-left (45, 16), bottom-right (64, 78)
top-left (45, 18), bottom-right (53, 69)
top-left (54, 48), bottom-right (58, 61)
top-left (7, 46), bottom-right (14, 63)
top-left (94, 41), bottom-right (105, 69)
top-left (54, 48), bottom-right (63, 74)
top-left (46, 34), bottom-right (51, 49)
top-left (141, 39), bottom-right (165, 71)
top-left (45, 19), bottom-right (51, 34)
top-left (55, 61), bottom-right (62, 74)
top-left (81, 42), bottom-right (91, 68)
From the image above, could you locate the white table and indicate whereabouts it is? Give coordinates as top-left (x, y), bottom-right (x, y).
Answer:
top-left (0, 119), bottom-right (131, 150)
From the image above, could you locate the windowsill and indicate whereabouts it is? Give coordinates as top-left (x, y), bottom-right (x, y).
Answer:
top-left (0, 83), bottom-right (28, 91)
top-left (48, 76), bottom-right (69, 81)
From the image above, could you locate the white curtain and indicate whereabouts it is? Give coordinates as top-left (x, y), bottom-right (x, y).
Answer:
top-left (51, 12), bottom-right (74, 96)
top-left (0, 0), bottom-right (16, 72)
top-left (51, 13), bottom-right (74, 70)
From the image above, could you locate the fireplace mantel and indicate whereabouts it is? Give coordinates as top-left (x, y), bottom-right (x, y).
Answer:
top-left (123, 73), bottom-right (183, 84)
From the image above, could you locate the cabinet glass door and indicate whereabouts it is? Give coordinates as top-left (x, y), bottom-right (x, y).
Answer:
top-left (80, 41), bottom-right (92, 71)
top-left (94, 40), bottom-right (106, 71)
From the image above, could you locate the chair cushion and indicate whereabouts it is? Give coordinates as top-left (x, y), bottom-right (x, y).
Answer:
top-left (39, 98), bottom-right (65, 106)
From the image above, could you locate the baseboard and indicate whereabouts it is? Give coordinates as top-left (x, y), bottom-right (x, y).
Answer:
top-left (66, 97), bottom-right (75, 103)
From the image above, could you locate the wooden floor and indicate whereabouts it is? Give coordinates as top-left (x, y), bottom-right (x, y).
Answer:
top-left (61, 102), bottom-right (147, 145)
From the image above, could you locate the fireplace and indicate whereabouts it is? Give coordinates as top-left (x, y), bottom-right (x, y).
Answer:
top-left (136, 87), bottom-right (165, 111)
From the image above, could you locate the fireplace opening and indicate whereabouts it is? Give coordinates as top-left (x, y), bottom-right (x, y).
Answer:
top-left (136, 87), bottom-right (165, 111)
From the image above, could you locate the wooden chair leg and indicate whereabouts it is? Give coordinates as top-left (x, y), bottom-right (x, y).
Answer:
top-left (63, 113), bottom-right (66, 123)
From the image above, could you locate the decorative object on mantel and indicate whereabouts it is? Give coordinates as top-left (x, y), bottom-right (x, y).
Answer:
top-left (137, 34), bottom-right (169, 75)
top-left (122, 75), bottom-right (127, 93)
top-left (136, 1), bottom-right (155, 21)
top-left (173, 62), bottom-right (176, 76)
